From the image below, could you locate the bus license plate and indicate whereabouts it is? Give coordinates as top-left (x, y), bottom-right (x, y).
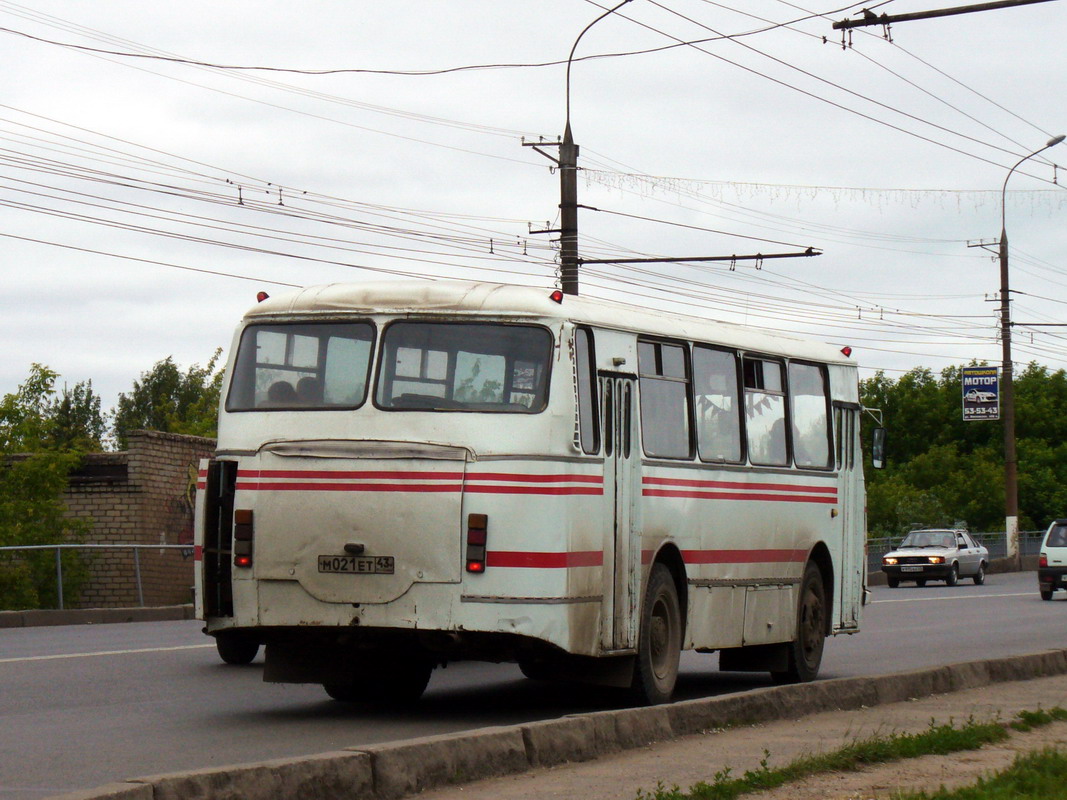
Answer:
top-left (318, 555), bottom-right (395, 575)
top-left (900, 565), bottom-right (923, 572)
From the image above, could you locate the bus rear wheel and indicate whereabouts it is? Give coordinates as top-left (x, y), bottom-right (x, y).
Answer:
top-left (215, 632), bottom-right (260, 665)
top-left (324, 658), bottom-right (434, 707)
top-left (772, 562), bottom-right (826, 685)
top-left (631, 563), bottom-right (682, 706)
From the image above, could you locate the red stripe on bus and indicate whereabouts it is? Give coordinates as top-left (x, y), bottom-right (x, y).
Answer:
top-left (236, 482), bottom-right (463, 493)
top-left (238, 469), bottom-right (464, 480)
top-left (643, 488), bottom-right (837, 504)
top-left (236, 469), bottom-right (601, 485)
top-left (682, 549), bottom-right (808, 564)
top-left (235, 482), bottom-right (601, 496)
top-left (466, 485), bottom-right (604, 496)
top-left (468, 473), bottom-right (602, 484)
top-left (643, 476), bottom-right (836, 494)
top-left (486, 550), bottom-right (604, 568)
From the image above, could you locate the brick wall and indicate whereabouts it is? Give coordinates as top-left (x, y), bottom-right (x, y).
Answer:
top-left (64, 431), bottom-right (216, 608)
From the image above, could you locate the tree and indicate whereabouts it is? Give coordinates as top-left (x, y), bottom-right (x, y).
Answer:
top-left (47, 380), bottom-right (107, 451)
top-left (112, 350), bottom-right (223, 449)
top-left (861, 362), bottom-right (1067, 538)
top-left (0, 365), bottom-right (90, 609)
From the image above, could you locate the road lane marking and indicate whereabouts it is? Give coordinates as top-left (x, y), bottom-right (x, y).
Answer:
top-left (873, 591), bottom-right (1034, 604)
top-left (0, 643), bottom-right (215, 664)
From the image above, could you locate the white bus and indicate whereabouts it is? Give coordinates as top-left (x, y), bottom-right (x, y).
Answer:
top-left (195, 280), bottom-right (868, 705)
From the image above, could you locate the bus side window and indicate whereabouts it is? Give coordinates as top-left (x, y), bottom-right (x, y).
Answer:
top-left (693, 346), bottom-right (743, 463)
top-left (743, 357), bottom-right (788, 467)
top-left (575, 328), bottom-right (599, 454)
top-left (638, 340), bottom-right (692, 459)
top-left (788, 362), bottom-right (831, 469)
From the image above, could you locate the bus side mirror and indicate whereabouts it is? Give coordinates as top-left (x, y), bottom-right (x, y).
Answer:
top-left (871, 427), bottom-right (887, 470)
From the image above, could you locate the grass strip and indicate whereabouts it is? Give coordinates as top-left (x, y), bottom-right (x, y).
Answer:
top-left (635, 707), bottom-right (1067, 800)
top-left (893, 748), bottom-right (1067, 799)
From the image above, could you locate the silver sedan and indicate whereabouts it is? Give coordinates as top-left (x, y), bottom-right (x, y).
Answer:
top-left (881, 529), bottom-right (989, 588)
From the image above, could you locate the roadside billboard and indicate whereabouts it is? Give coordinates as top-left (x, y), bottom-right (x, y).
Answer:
top-left (961, 366), bottom-right (999, 421)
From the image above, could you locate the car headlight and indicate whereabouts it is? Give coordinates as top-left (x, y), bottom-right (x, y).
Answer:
top-left (928, 556), bottom-right (944, 564)
top-left (883, 557), bottom-right (898, 565)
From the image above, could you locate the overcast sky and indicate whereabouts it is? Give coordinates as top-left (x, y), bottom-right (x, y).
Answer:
top-left (2, 0), bottom-right (1065, 414)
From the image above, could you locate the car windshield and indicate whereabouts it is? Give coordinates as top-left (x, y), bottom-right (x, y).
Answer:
top-left (900, 531), bottom-right (955, 549)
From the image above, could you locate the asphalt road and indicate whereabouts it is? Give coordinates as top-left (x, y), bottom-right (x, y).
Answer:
top-left (1, 571), bottom-right (1063, 799)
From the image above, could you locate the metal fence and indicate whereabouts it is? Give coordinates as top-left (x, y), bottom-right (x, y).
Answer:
top-left (1, 534), bottom-right (1048, 611)
top-left (0, 543), bottom-right (191, 610)
top-left (866, 531), bottom-right (1044, 574)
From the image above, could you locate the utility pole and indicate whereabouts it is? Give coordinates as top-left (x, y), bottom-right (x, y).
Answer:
top-left (559, 123), bottom-right (579, 295)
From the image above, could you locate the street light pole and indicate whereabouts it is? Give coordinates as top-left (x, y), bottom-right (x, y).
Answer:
top-left (559, 0), bottom-right (631, 296)
top-left (998, 134), bottom-right (1064, 565)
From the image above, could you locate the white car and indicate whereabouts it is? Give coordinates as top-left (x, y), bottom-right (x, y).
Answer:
top-left (1038, 519), bottom-right (1067, 600)
top-left (881, 529), bottom-right (989, 588)
top-left (964, 389), bottom-right (996, 403)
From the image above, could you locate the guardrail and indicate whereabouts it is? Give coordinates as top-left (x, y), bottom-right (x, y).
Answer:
top-left (1, 534), bottom-right (1045, 612)
top-left (0, 543), bottom-right (191, 610)
top-left (866, 531), bottom-right (1043, 574)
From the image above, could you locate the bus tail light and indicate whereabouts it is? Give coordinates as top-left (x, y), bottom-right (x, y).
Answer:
top-left (466, 513), bottom-right (488, 573)
top-left (1040, 554), bottom-right (1048, 568)
top-left (233, 509), bottom-right (254, 568)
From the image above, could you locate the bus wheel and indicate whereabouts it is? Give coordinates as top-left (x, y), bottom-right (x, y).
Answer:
top-left (215, 632), bottom-right (260, 665)
top-left (772, 562), bottom-right (826, 685)
top-left (379, 659), bottom-right (434, 706)
top-left (324, 659), bottom-right (433, 706)
top-left (631, 563), bottom-right (682, 705)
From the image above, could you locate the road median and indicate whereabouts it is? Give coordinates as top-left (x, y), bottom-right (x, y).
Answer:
top-left (49, 648), bottom-right (1067, 800)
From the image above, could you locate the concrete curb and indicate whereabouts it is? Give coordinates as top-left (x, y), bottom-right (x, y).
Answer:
top-left (48, 648), bottom-right (1067, 800)
top-left (0, 605), bottom-right (195, 629)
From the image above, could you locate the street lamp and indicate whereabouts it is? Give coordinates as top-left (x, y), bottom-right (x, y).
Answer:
top-left (998, 133), bottom-right (1064, 565)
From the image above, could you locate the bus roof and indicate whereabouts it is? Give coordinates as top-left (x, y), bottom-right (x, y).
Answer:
top-left (245, 280), bottom-right (854, 366)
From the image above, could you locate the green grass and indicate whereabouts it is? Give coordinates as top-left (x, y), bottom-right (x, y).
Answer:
top-left (894, 748), bottom-right (1067, 799)
top-left (634, 708), bottom-right (1067, 800)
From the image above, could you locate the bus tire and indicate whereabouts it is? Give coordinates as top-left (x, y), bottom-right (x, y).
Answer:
top-left (379, 659), bottom-right (434, 706)
top-left (631, 563), bottom-right (682, 705)
top-left (324, 658), bottom-right (434, 706)
top-left (771, 561), bottom-right (826, 685)
top-left (215, 632), bottom-right (260, 665)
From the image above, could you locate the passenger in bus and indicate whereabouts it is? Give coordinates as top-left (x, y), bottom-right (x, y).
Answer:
top-left (296, 376), bottom-right (324, 405)
top-left (264, 381), bottom-right (298, 406)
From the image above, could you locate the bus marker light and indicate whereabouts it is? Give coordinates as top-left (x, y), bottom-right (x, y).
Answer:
top-left (840, 346), bottom-right (852, 357)
top-left (549, 290), bottom-right (564, 304)
top-left (466, 513), bottom-right (488, 573)
top-left (233, 509), bottom-right (254, 565)
top-left (234, 509), bottom-right (254, 541)
top-left (256, 291), bottom-right (270, 303)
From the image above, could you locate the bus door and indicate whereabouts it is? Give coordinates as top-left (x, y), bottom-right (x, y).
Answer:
top-left (599, 372), bottom-right (641, 651)
top-left (834, 402), bottom-right (862, 628)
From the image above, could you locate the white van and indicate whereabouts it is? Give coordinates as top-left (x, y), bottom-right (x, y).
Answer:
top-left (1038, 519), bottom-right (1067, 600)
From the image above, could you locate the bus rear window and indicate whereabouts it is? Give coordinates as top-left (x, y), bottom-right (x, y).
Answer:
top-left (226, 322), bottom-right (375, 411)
top-left (375, 322), bottom-right (551, 412)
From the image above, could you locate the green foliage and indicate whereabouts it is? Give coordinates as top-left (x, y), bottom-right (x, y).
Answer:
top-left (633, 709), bottom-right (1067, 800)
top-left (112, 350), bottom-right (223, 448)
top-left (861, 362), bottom-right (1067, 536)
top-left (46, 379), bottom-right (107, 451)
top-left (894, 748), bottom-right (1067, 799)
top-left (0, 365), bottom-right (92, 609)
